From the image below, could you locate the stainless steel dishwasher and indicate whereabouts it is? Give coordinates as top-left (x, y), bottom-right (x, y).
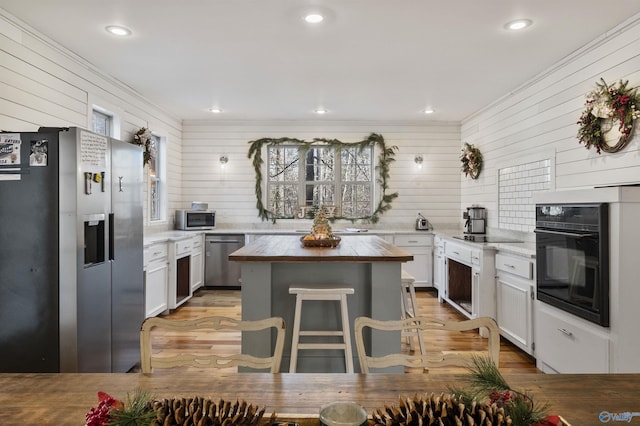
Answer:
top-left (204, 234), bottom-right (245, 288)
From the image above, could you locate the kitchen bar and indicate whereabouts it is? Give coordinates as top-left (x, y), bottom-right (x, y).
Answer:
top-left (229, 235), bottom-right (413, 373)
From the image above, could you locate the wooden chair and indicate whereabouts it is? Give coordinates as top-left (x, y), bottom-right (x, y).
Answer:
top-left (140, 316), bottom-right (285, 374)
top-left (354, 316), bottom-right (500, 373)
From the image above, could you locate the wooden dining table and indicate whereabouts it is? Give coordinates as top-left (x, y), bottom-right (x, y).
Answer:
top-left (1, 372), bottom-right (639, 425)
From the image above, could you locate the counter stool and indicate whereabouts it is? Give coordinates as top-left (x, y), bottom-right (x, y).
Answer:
top-left (288, 286), bottom-right (355, 373)
top-left (401, 270), bottom-right (426, 354)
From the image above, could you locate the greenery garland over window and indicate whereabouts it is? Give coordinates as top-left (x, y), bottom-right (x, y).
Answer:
top-left (247, 133), bottom-right (398, 223)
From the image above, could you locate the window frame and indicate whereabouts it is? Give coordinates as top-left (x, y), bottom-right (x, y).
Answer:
top-left (267, 144), bottom-right (375, 219)
top-left (147, 133), bottom-right (167, 224)
top-left (91, 110), bottom-right (112, 137)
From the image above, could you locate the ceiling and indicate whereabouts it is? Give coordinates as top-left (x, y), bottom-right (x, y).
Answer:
top-left (2, 1), bottom-right (640, 122)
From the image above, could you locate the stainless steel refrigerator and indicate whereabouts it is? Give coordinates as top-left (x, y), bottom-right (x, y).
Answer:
top-left (0, 127), bottom-right (143, 373)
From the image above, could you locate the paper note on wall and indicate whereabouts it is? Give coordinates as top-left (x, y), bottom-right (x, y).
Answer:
top-left (0, 133), bottom-right (21, 181)
top-left (80, 130), bottom-right (107, 168)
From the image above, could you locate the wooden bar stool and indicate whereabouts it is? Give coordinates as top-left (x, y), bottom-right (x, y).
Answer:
top-left (288, 286), bottom-right (355, 373)
top-left (400, 270), bottom-right (426, 354)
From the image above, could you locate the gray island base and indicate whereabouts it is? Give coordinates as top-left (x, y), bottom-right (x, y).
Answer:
top-left (229, 235), bottom-right (413, 373)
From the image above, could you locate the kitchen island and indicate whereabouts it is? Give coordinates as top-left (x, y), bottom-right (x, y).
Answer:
top-left (229, 235), bottom-right (413, 373)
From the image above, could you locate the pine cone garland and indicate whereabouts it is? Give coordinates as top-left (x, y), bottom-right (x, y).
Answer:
top-left (150, 398), bottom-right (273, 426)
top-left (370, 393), bottom-right (513, 426)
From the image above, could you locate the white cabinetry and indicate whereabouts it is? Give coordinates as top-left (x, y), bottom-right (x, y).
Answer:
top-left (393, 233), bottom-right (433, 287)
top-left (535, 301), bottom-right (610, 373)
top-left (190, 234), bottom-right (204, 292)
top-left (495, 252), bottom-right (534, 355)
top-left (168, 235), bottom-right (203, 310)
top-left (442, 239), bottom-right (495, 320)
top-left (433, 236), bottom-right (446, 297)
top-left (143, 242), bottom-right (168, 318)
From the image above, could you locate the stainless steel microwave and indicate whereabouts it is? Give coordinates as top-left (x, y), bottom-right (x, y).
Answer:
top-left (175, 209), bottom-right (216, 230)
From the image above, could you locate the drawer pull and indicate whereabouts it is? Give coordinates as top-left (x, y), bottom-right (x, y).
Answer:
top-left (453, 251), bottom-right (460, 255)
top-left (504, 263), bottom-right (516, 269)
top-left (558, 328), bottom-right (573, 337)
top-left (153, 251), bottom-right (163, 256)
top-left (407, 240), bottom-right (418, 243)
top-left (184, 245), bottom-right (191, 250)
top-left (472, 256), bottom-right (480, 261)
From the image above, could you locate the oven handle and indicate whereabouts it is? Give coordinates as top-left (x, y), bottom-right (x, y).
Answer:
top-left (534, 229), bottom-right (597, 238)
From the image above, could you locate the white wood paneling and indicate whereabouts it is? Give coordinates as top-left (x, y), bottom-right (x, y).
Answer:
top-left (181, 120), bottom-right (461, 228)
top-left (461, 15), bottom-right (640, 232)
top-left (0, 11), bottom-right (182, 233)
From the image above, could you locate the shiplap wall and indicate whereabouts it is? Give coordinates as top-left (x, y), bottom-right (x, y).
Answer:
top-left (0, 11), bottom-right (182, 232)
top-left (181, 121), bottom-right (461, 229)
top-left (461, 13), bottom-right (640, 233)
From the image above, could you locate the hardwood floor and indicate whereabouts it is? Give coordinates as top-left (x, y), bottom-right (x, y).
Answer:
top-left (151, 288), bottom-right (540, 374)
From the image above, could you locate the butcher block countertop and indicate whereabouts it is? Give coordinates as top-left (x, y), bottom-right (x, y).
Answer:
top-left (229, 235), bottom-right (413, 263)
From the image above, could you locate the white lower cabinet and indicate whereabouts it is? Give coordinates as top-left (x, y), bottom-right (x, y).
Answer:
top-left (190, 234), bottom-right (204, 292)
top-left (534, 301), bottom-right (610, 373)
top-left (394, 233), bottom-right (433, 287)
top-left (495, 252), bottom-right (535, 355)
top-left (143, 242), bottom-right (169, 318)
top-left (433, 236), bottom-right (445, 296)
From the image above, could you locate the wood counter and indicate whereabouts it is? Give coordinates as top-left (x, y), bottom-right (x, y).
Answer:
top-left (1, 372), bottom-right (638, 425)
top-left (229, 235), bottom-right (413, 262)
top-left (230, 235), bottom-right (412, 373)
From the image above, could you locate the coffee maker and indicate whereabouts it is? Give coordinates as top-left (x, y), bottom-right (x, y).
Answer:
top-left (464, 206), bottom-right (486, 234)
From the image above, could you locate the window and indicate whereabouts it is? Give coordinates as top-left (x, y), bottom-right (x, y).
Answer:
top-left (148, 134), bottom-right (165, 222)
top-left (92, 110), bottom-right (112, 136)
top-left (267, 145), bottom-right (374, 219)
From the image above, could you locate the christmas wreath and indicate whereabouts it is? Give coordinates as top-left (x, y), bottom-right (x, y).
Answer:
top-left (577, 78), bottom-right (640, 154)
top-left (460, 142), bottom-right (483, 179)
top-left (132, 127), bottom-right (153, 166)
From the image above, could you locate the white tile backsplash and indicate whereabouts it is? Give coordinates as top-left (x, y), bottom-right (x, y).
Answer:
top-left (498, 159), bottom-right (551, 232)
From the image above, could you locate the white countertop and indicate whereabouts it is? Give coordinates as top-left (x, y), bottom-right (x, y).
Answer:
top-left (434, 229), bottom-right (536, 258)
top-left (143, 227), bottom-right (536, 257)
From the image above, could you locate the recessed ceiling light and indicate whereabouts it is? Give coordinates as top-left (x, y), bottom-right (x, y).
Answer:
top-left (315, 108), bottom-right (328, 115)
top-left (304, 13), bottom-right (324, 24)
top-left (105, 25), bottom-right (131, 36)
top-left (423, 108), bottom-right (435, 115)
top-left (504, 19), bottom-right (532, 31)
top-left (209, 108), bottom-right (222, 113)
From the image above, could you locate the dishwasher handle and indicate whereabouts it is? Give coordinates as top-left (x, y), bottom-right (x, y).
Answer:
top-left (208, 239), bottom-right (243, 244)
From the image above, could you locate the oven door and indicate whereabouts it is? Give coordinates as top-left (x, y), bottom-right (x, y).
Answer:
top-left (535, 228), bottom-right (608, 326)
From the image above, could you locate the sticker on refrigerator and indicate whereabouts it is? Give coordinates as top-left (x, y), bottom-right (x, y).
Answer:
top-left (80, 130), bottom-right (107, 167)
top-left (29, 139), bottom-right (48, 167)
top-left (0, 133), bottom-right (21, 181)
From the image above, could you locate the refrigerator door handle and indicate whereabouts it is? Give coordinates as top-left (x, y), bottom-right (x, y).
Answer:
top-left (109, 213), bottom-right (115, 261)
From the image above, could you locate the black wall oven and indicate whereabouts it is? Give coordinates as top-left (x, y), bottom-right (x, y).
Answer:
top-left (534, 203), bottom-right (609, 326)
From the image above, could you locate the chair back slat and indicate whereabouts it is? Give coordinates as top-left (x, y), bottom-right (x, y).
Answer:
top-left (354, 316), bottom-right (500, 373)
top-left (140, 316), bottom-right (286, 374)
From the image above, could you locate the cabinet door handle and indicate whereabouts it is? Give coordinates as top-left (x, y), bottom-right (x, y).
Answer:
top-left (558, 328), bottom-right (573, 337)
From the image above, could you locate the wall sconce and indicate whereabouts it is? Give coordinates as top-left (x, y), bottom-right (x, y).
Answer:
top-left (219, 155), bottom-right (229, 168)
top-left (414, 155), bottom-right (424, 169)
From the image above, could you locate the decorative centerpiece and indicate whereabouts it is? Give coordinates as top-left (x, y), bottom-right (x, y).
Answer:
top-left (370, 357), bottom-right (568, 426)
top-left (86, 390), bottom-right (273, 426)
top-left (301, 208), bottom-right (341, 247)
